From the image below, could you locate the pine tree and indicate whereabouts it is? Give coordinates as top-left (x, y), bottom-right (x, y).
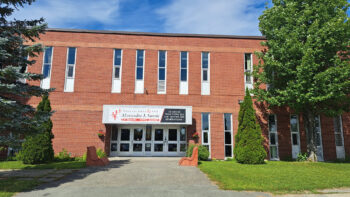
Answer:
top-left (234, 89), bottom-right (266, 164)
top-left (0, 0), bottom-right (49, 148)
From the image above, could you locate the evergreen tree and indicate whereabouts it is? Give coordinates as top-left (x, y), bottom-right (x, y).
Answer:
top-left (0, 0), bottom-right (49, 148)
top-left (234, 89), bottom-right (266, 164)
top-left (254, 0), bottom-right (350, 161)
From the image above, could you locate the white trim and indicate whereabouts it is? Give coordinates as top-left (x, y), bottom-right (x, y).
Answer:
top-left (135, 49), bottom-right (145, 94)
top-left (290, 114), bottom-right (301, 159)
top-left (315, 115), bottom-right (324, 161)
top-left (224, 113), bottom-right (233, 159)
top-left (64, 47), bottom-right (77, 92)
top-left (40, 46), bottom-right (54, 89)
top-left (244, 53), bottom-right (253, 91)
top-left (201, 52), bottom-right (210, 95)
top-left (157, 50), bottom-right (167, 94)
top-left (334, 115), bottom-right (346, 159)
top-left (179, 51), bottom-right (189, 95)
top-left (201, 113), bottom-right (211, 158)
top-left (268, 114), bottom-right (279, 160)
top-left (112, 49), bottom-right (123, 93)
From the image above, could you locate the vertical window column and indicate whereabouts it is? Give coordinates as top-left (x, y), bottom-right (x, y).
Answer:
top-left (315, 116), bottom-right (324, 161)
top-left (135, 49), bottom-right (144, 94)
top-left (334, 115), bottom-right (345, 159)
top-left (179, 51), bottom-right (188, 94)
top-left (201, 52), bottom-right (210, 95)
top-left (290, 114), bottom-right (301, 159)
top-left (158, 50), bottom-right (166, 94)
top-left (41, 46), bottom-right (53, 89)
top-left (112, 49), bottom-right (122, 93)
top-left (64, 47), bottom-right (76, 92)
top-left (268, 114), bottom-right (279, 160)
top-left (244, 53), bottom-right (253, 91)
top-left (224, 113), bottom-right (233, 158)
top-left (202, 113), bottom-right (211, 157)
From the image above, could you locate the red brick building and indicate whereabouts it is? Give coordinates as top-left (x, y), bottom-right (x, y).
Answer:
top-left (25, 28), bottom-right (349, 161)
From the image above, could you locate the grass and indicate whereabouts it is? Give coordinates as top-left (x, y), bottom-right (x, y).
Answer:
top-left (0, 178), bottom-right (40, 197)
top-left (198, 160), bottom-right (350, 194)
top-left (0, 160), bottom-right (86, 169)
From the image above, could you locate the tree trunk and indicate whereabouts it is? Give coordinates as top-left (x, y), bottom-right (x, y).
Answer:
top-left (303, 110), bottom-right (318, 162)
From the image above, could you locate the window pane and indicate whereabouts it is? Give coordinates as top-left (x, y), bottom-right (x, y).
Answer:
top-left (335, 134), bottom-right (343, 146)
top-left (203, 132), bottom-right (208, 143)
top-left (224, 113), bottom-right (231, 130)
top-left (203, 70), bottom-right (208, 81)
top-left (154, 144), bottom-right (163, 152)
top-left (270, 146), bottom-right (277, 159)
top-left (269, 115), bottom-right (276, 132)
top-left (181, 51), bottom-right (187, 68)
top-left (244, 53), bottom-right (251, 71)
top-left (270, 133), bottom-right (276, 145)
top-left (133, 144), bottom-right (142, 152)
top-left (292, 133), bottom-right (298, 145)
top-left (168, 144), bottom-right (177, 152)
top-left (159, 68), bottom-right (165, 80)
top-left (202, 113), bottom-right (209, 130)
top-left (121, 129), bottom-right (130, 141)
top-left (114, 67), bottom-right (120, 79)
top-left (245, 72), bottom-right (252, 84)
top-left (180, 69), bottom-right (187, 81)
top-left (67, 65), bottom-right (74, 77)
top-left (114, 49), bottom-right (122, 65)
top-left (180, 127), bottom-right (186, 141)
top-left (137, 50), bottom-right (144, 67)
top-left (111, 126), bottom-right (118, 141)
top-left (120, 143), bottom-right (129, 152)
top-left (146, 126), bottom-right (152, 141)
top-left (290, 115), bottom-right (298, 132)
top-left (225, 132), bottom-right (231, 144)
top-left (145, 143), bottom-right (151, 151)
top-left (136, 67), bottom-right (143, 80)
top-left (44, 47), bottom-right (52, 64)
top-left (155, 129), bottom-right (163, 141)
top-left (333, 116), bottom-right (341, 133)
top-left (169, 129), bottom-right (177, 141)
top-left (43, 64), bottom-right (51, 78)
top-left (134, 129), bottom-right (143, 141)
top-left (202, 52), bottom-right (208, 68)
top-left (159, 50), bottom-right (166, 68)
top-left (67, 47), bottom-right (76, 65)
top-left (225, 145), bottom-right (232, 157)
top-left (111, 143), bottom-right (117, 151)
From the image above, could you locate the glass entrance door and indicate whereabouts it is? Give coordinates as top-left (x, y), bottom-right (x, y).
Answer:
top-left (167, 128), bottom-right (178, 155)
top-left (132, 128), bottom-right (143, 156)
top-left (153, 128), bottom-right (165, 156)
top-left (119, 128), bottom-right (131, 156)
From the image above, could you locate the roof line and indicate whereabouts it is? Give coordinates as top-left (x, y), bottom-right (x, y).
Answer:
top-left (46, 28), bottom-right (266, 40)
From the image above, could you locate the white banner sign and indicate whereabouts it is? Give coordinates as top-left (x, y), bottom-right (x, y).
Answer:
top-left (102, 105), bottom-right (192, 125)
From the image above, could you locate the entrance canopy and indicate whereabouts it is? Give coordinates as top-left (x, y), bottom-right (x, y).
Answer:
top-left (102, 105), bottom-right (192, 125)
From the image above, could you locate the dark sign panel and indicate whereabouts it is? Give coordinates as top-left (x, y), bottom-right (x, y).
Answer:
top-left (161, 109), bottom-right (186, 123)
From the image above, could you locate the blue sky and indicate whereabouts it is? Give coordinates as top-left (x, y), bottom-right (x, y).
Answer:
top-left (8, 0), bottom-right (323, 36)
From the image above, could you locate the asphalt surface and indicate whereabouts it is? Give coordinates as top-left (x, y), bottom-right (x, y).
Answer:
top-left (15, 157), bottom-right (271, 197)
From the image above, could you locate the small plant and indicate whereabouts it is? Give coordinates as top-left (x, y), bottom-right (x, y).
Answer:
top-left (96, 148), bottom-right (107, 158)
top-left (226, 157), bottom-right (234, 161)
top-left (186, 144), bottom-right (209, 161)
top-left (56, 149), bottom-right (73, 161)
top-left (192, 132), bottom-right (199, 139)
top-left (97, 130), bottom-right (105, 137)
top-left (296, 153), bottom-right (308, 162)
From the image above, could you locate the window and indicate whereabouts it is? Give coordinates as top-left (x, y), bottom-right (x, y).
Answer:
top-left (201, 52), bottom-right (210, 95)
top-left (158, 50), bottom-right (166, 94)
top-left (334, 115), bottom-right (345, 159)
top-left (64, 47), bottom-right (76, 92)
top-left (244, 53), bottom-right (253, 90)
top-left (135, 49), bottom-right (145, 93)
top-left (202, 113), bottom-right (210, 156)
top-left (41, 46), bottom-right (53, 89)
top-left (290, 114), bottom-right (301, 159)
top-left (180, 51), bottom-right (188, 94)
top-left (224, 113), bottom-right (233, 158)
top-left (268, 114), bottom-right (279, 160)
top-left (112, 49), bottom-right (122, 93)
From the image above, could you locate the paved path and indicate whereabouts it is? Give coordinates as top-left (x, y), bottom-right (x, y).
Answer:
top-left (15, 157), bottom-right (271, 197)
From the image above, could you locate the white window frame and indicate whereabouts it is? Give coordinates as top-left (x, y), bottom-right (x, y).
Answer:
top-left (201, 113), bottom-right (211, 158)
top-left (224, 113), bottom-right (233, 159)
top-left (135, 49), bottom-right (145, 94)
top-left (334, 115), bottom-right (345, 159)
top-left (112, 49), bottom-right (123, 93)
top-left (64, 47), bottom-right (77, 92)
top-left (314, 115), bottom-right (324, 161)
top-left (201, 52), bottom-right (210, 95)
top-left (290, 114), bottom-right (301, 159)
top-left (40, 46), bottom-right (54, 89)
top-left (157, 50), bottom-right (167, 94)
top-left (244, 53), bottom-right (253, 91)
top-left (268, 114), bottom-right (279, 160)
top-left (179, 51), bottom-right (188, 95)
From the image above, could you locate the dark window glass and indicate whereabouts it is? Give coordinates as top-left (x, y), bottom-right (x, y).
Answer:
top-left (270, 146), bottom-right (277, 159)
top-left (136, 67), bottom-right (143, 80)
top-left (159, 50), bottom-right (166, 67)
top-left (67, 47), bottom-right (76, 65)
top-left (155, 129), bottom-right (163, 141)
top-left (202, 113), bottom-right (209, 130)
top-left (43, 64), bottom-right (51, 78)
top-left (154, 144), bottom-right (163, 152)
top-left (121, 129), bottom-right (130, 141)
top-left (137, 50), bottom-right (144, 67)
top-left (145, 143), bottom-right (151, 151)
top-left (202, 52), bottom-right (208, 68)
top-left (225, 132), bottom-right (231, 144)
top-left (111, 143), bottom-right (118, 151)
top-left (270, 133), bottom-right (276, 145)
top-left (146, 126), bottom-right (152, 141)
top-left (120, 144), bottom-right (129, 152)
top-left (269, 115), bottom-right (276, 131)
top-left (335, 134), bottom-right (343, 146)
top-left (203, 70), bottom-right (208, 81)
top-left (169, 129), bottom-right (177, 141)
top-left (290, 115), bottom-right (298, 132)
top-left (159, 68), bottom-right (165, 80)
top-left (180, 69), bottom-right (187, 81)
top-left (225, 145), bottom-right (232, 157)
top-left (44, 47), bottom-right (53, 64)
top-left (67, 65), bottom-right (74, 77)
top-left (181, 51), bottom-right (187, 68)
top-left (133, 144), bottom-right (142, 152)
top-left (134, 129), bottom-right (143, 141)
top-left (244, 53), bottom-right (251, 70)
top-left (292, 133), bottom-right (298, 145)
top-left (203, 132), bottom-right (208, 143)
top-left (224, 114), bottom-right (231, 131)
top-left (114, 67), bottom-right (120, 78)
top-left (111, 126), bottom-right (118, 141)
top-left (333, 116), bottom-right (341, 133)
top-left (168, 144), bottom-right (177, 152)
top-left (180, 127), bottom-right (186, 141)
top-left (114, 49), bottom-right (122, 65)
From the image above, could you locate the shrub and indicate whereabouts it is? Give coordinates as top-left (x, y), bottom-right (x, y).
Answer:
top-left (186, 144), bottom-right (210, 161)
top-left (234, 89), bottom-right (266, 164)
top-left (55, 149), bottom-right (73, 161)
top-left (96, 148), bottom-right (106, 158)
top-left (296, 153), bottom-right (308, 162)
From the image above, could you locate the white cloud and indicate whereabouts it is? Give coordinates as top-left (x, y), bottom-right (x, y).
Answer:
top-left (157, 0), bottom-right (265, 35)
top-left (10, 0), bottom-right (121, 29)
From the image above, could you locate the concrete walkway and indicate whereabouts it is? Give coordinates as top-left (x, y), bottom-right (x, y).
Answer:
top-left (15, 157), bottom-right (270, 197)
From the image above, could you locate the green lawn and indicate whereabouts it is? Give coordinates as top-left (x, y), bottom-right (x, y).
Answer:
top-left (0, 160), bottom-right (86, 169)
top-left (199, 160), bottom-right (350, 194)
top-left (0, 178), bottom-right (40, 197)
